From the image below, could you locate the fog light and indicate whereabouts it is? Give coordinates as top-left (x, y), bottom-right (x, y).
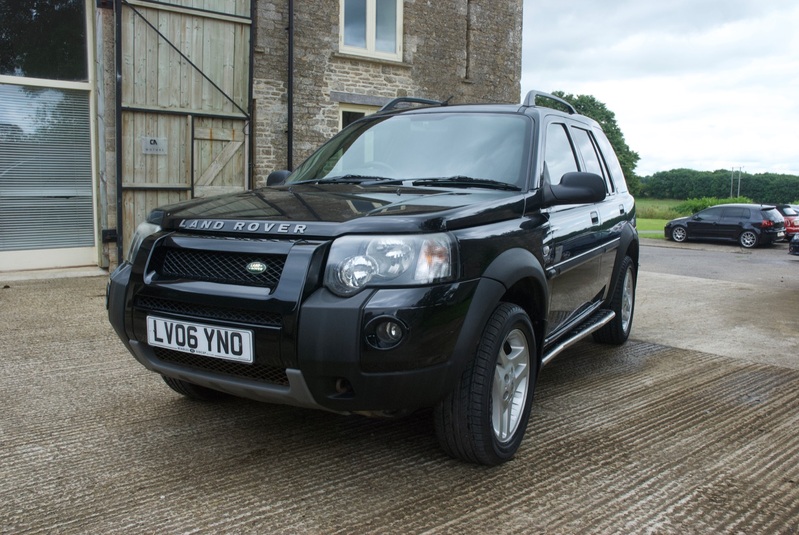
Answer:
top-left (376, 320), bottom-right (403, 344)
top-left (335, 378), bottom-right (354, 395)
top-left (365, 316), bottom-right (407, 349)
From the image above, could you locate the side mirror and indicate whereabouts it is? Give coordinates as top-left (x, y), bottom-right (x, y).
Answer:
top-left (542, 172), bottom-right (606, 207)
top-left (267, 169), bottom-right (292, 186)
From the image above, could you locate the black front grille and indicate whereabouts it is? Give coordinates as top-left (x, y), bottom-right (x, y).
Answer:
top-left (150, 247), bottom-right (284, 289)
top-left (135, 296), bottom-right (281, 327)
top-left (153, 347), bottom-right (290, 386)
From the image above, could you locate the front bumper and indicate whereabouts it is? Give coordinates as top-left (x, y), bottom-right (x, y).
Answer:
top-left (108, 261), bottom-right (486, 413)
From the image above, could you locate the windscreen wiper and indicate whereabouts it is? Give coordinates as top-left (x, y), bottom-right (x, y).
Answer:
top-left (293, 174), bottom-right (391, 185)
top-left (412, 176), bottom-right (521, 191)
top-left (322, 174), bottom-right (391, 183)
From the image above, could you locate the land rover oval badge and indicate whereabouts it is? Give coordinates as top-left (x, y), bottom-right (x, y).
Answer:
top-left (246, 261), bottom-right (267, 275)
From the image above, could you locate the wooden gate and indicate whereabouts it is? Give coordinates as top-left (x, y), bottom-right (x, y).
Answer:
top-left (116, 0), bottom-right (252, 261)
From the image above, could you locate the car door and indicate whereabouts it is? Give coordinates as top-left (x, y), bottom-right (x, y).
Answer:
top-left (687, 207), bottom-right (723, 239)
top-left (541, 121), bottom-right (605, 337)
top-left (719, 206), bottom-right (750, 240)
top-left (570, 125), bottom-right (626, 290)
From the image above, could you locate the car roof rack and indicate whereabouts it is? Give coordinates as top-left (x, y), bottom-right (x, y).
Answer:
top-left (379, 97), bottom-right (445, 112)
top-left (521, 90), bottom-right (576, 114)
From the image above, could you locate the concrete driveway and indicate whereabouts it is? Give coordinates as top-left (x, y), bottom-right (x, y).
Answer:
top-left (1, 240), bottom-right (797, 534)
top-left (636, 238), bottom-right (799, 369)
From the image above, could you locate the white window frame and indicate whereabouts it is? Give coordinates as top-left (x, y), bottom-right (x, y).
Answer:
top-left (0, 0), bottom-right (99, 271)
top-left (339, 0), bottom-right (403, 62)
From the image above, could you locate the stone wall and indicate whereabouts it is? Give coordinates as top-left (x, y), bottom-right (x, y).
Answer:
top-left (252, 0), bottom-right (523, 186)
top-left (97, 0), bottom-right (522, 267)
top-left (98, 6), bottom-right (117, 268)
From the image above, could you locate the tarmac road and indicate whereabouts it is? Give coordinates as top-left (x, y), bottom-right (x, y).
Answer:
top-left (1, 239), bottom-right (797, 534)
top-left (637, 238), bottom-right (799, 369)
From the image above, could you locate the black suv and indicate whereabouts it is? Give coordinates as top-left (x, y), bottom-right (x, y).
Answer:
top-left (664, 204), bottom-right (785, 248)
top-left (108, 91), bottom-right (639, 465)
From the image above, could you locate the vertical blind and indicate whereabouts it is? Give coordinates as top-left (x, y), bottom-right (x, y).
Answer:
top-left (0, 84), bottom-right (93, 251)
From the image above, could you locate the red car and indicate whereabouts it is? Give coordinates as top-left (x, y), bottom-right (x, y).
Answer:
top-left (775, 205), bottom-right (799, 239)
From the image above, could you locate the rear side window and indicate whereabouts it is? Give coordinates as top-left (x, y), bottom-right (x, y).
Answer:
top-left (544, 123), bottom-right (578, 185)
top-left (721, 207), bottom-right (749, 219)
top-left (592, 127), bottom-right (628, 193)
top-left (571, 127), bottom-right (614, 193)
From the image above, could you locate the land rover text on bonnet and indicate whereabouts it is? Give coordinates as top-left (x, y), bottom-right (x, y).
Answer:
top-left (107, 91), bottom-right (639, 465)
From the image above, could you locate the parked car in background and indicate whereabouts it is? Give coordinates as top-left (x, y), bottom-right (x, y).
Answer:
top-left (775, 204), bottom-right (799, 239)
top-left (664, 204), bottom-right (785, 248)
top-left (790, 234), bottom-right (799, 256)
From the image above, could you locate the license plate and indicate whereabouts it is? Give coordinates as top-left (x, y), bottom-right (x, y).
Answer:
top-left (778, 231), bottom-right (785, 238)
top-left (147, 316), bottom-right (253, 363)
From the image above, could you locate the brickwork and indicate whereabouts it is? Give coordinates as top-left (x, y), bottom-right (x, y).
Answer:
top-left (252, 0), bottom-right (523, 186)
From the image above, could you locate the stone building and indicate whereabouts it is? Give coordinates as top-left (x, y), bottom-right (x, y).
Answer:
top-left (0, 0), bottom-right (522, 272)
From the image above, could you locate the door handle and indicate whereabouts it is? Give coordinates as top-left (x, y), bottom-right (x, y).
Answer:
top-left (619, 204), bottom-right (625, 215)
top-left (591, 211), bottom-right (599, 225)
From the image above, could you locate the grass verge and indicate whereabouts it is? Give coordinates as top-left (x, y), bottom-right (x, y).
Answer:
top-left (637, 218), bottom-right (667, 239)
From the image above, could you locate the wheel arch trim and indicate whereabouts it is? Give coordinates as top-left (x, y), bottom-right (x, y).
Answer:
top-left (607, 224), bottom-right (640, 299)
top-left (447, 248), bottom-right (549, 385)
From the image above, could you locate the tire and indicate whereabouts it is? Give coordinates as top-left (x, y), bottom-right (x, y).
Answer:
top-left (671, 226), bottom-right (687, 242)
top-left (739, 230), bottom-right (758, 248)
top-left (161, 375), bottom-right (228, 401)
top-left (434, 302), bottom-right (536, 466)
top-left (594, 256), bottom-right (636, 345)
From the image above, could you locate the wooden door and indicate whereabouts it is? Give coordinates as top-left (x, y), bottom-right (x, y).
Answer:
top-left (117, 0), bottom-right (251, 260)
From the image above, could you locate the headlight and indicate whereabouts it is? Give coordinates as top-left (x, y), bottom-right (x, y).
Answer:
top-left (324, 233), bottom-right (455, 296)
top-left (127, 221), bottom-right (161, 262)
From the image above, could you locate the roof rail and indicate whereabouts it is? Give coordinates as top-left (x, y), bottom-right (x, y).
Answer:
top-left (522, 90), bottom-right (576, 114)
top-left (379, 97), bottom-right (444, 112)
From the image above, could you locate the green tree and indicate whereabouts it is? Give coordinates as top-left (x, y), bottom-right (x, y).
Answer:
top-left (641, 168), bottom-right (799, 203)
top-left (551, 91), bottom-right (641, 195)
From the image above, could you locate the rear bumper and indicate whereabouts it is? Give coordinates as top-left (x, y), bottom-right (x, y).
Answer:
top-left (760, 229), bottom-right (785, 244)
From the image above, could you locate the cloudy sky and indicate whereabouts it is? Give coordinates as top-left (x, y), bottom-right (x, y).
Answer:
top-left (521, 0), bottom-right (799, 177)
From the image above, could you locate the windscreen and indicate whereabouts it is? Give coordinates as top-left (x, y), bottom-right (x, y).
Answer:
top-left (287, 112), bottom-right (531, 188)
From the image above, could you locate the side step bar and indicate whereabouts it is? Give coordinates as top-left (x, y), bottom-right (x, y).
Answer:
top-left (541, 309), bottom-right (616, 366)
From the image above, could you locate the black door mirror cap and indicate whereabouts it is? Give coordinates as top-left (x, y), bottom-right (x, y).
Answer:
top-left (543, 172), bottom-right (606, 207)
top-left (267, 169), bottom-right (292, 186)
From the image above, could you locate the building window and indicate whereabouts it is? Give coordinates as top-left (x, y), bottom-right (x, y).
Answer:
top-left (0, 0), bottom-right (96, 269)
top-left (340, 0), bottom-right (403, 61)
top-left (339, 104), bottom-right (379, 130)
top-left (0, 0), bottom-right (88, 81)
top-left (338, 104), bottom-right (380, 130)
top-left (0, 84), bottom-right (94, 251)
